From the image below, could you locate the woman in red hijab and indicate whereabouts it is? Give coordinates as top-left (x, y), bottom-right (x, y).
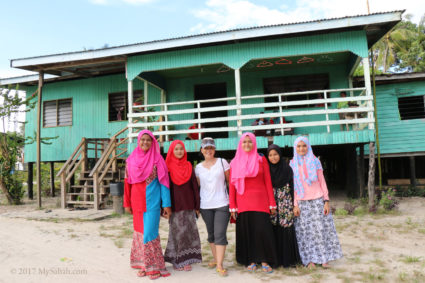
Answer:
top-left (124, 130), bottom-right (171, 280)
top-left (164, 140), bottom-right (202, 271)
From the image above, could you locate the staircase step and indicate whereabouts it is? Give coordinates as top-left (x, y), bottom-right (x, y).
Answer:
top-left (79, 177), bottom-right (114, 181)
top-left (67, 201), bottom-right (95, 204)
top-left (67, 193), bottom-right (94, 196)
top-left (71, 185), bottom-right (94, 188)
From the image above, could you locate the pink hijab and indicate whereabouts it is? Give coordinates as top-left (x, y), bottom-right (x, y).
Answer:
top-left (230, 132), bottom-right (262, 195)
top-left (126, 130), bottom-right (169, 188)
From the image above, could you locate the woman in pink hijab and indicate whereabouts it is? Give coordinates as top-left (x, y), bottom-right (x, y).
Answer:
top-left (123, 130), bottom-right (171, 280)
top-left (229, 132), bottom-right (278, 273)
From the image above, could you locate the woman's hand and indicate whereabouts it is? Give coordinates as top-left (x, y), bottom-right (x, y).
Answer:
top-left (195, 210), bottom-right (200, 218)
top-left (324, 201), bottom-right (330, 215)
top-left (124, 207), bottom-right (132, 214)
top-left (293, 206), bottom-right (300, 217)
top-left (231, 212), bottom-right (237, 220)
top-left (270, 208), bottom-right (277, 216)
top-left (162, 207), bottom-right (172, 219)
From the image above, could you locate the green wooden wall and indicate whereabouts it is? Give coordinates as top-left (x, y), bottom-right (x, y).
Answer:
top-left (375, 80), bottom-right (425, 154)
top-left (127, 30), bottom-right (368, 80)
top-left (24, 74), bottom-right (161, 163)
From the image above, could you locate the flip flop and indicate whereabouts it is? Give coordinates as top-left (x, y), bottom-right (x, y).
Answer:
top-left (148, 273), bottom-right (161, 280)
top-left (184, 265), bottom-right (192, 271)
top-left (261, 264), bottom-right (273, 274)
top-left (207, 261), bottom-right (217, 269)
top-left (137, 270), bottom-right (146, 277)
top-left (216, 268), bottom-right (228, 277)
top-left (247, 263), bottom-right (257, 271)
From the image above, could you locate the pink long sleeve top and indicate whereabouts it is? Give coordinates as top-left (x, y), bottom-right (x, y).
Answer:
top-left (293, 163), bottom-right (329, 207)
top-left (229, 156), bottom-right (277, 214)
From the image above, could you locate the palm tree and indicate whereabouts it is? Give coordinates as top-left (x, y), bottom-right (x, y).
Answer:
top-left (372, 16), bottom-right (417, 73)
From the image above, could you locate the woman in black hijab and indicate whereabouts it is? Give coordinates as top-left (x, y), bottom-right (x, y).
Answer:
top-left (267, 144), bottom-right (301, 267)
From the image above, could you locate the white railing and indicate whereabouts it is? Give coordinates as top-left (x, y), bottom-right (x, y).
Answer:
top-left (127, 87), bottom-right (373, 140)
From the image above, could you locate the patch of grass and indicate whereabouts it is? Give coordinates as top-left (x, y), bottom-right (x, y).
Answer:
top-left (370, 246), bottom-right (383, 253)
top-left (114, 238), bottom-right (124, 248)
top-left (335, 222), bottom-right (350, 233)
top-left (66, 228), bottom-right (74, 233)
top-left (336, 274), bottom-right (355, 283)
top-left (418, 228), bottom-right (425, 234)
top-left (330, 268), bottom-right (347, 274)
top-left (370, 258), bottom-right (386, 267)
top-left (69, 234), bottom-right (78, 239)
top-left (398, 272), bottom-right (408, 282)
top-left (353, 206), bottom-right (367, 216)
top-left (401, 256), bottom-right (421, 263)
top-left (334, 208), bottom-right (348, 216)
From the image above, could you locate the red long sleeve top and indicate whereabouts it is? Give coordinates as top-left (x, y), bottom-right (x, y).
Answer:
top-left (229, 156), bottom-right (277, 214)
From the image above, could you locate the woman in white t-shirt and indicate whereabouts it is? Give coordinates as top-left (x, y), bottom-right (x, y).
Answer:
top-left (195, 137), bottom-right (230, 277)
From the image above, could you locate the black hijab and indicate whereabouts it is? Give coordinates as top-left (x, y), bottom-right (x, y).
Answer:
top-left (267, 144), bottom-right (293, 188)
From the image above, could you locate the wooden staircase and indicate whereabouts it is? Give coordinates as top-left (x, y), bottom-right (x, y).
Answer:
top-left (57, 127), bottom-right (129, 210)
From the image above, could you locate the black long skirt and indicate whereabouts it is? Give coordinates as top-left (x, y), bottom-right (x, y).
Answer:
top-left (236, 211), bottom-right (278, 267)
top-left (273, 225), bottom-right (301, 267)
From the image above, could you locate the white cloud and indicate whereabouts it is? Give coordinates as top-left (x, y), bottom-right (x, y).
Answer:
top-left (191, 0), bottom-right (425, 33)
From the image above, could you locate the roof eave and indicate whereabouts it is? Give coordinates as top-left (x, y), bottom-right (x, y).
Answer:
top-left (10, 11), bottom-right (403, 71)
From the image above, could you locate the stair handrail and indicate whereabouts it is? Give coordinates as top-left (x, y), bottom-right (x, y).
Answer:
top-left (56, 138), bottom-right (86, 177)
top-left (89, 126), bottom-right (128, 177)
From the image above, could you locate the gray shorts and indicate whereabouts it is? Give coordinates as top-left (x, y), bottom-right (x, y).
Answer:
top-left (200, 205), bottom-right (230, 245)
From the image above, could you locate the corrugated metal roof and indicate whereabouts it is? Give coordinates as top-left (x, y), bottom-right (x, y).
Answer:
top-left (11, 10), bottom-right (403, 70)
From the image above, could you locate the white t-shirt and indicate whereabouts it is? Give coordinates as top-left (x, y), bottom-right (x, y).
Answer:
top-left (195, 158), bottom-right (230, 209)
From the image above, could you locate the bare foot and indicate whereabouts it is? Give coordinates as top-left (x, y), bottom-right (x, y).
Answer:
top-left (307, 262), bottom-right (316, 269)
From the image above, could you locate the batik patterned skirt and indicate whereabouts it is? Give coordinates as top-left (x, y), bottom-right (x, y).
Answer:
top-left (164, 210), bottom-right (202, 268)
top-left (294, 197), bottom-right (343, 266)
top-left (130, 232), bottom-right (169, 276)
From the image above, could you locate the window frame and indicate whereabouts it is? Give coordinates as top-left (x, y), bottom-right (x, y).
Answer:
top-left (42, 98), bottom-right (73, 128)
top-left (108, 90), bottom-right (143, 122)
top-left (398, 95), bottom-right (425, 121)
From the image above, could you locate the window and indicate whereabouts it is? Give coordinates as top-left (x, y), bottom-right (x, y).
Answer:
top-left (263, 74), bottom-right (329, 109)
top-left (43, 98), bottom-right (72, 127)
top-left (398, 95), bottom-right (425, 120)
top-left (108, 90), bottom-right (143, 121)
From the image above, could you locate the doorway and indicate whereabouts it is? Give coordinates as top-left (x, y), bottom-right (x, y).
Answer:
top-left (194, 82), bottom-right (228, 139)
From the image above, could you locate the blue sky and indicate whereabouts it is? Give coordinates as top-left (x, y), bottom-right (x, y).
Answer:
top-left (1, 0), bottom-right (424, 78)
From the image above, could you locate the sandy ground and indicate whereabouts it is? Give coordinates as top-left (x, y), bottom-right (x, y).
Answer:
top-left (0, 196), bottom-right (424, 283)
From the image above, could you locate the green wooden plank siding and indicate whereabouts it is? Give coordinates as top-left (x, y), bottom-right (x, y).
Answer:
top-left (374, 81), bottom-right (425, 154)
top-left (273, 129), bottom-right (375, 148)
top-left (23, 74), bottom-right (157, 163)
top-left (127, 30), bottom-right (368, 80)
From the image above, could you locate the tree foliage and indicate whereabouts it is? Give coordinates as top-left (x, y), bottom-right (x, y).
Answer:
top-left (372, 14), bottom-right (425, 73)
top-left (0, 85), bottom-right (36, 204)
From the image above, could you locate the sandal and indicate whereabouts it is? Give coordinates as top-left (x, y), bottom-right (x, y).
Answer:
top-left (208, 261), bottom-right (217, 269)
top-left (216, 268), bottom-right (228, 277)
top-left (137, 270), bottom-right (146, 277)
top-left (161, 272), bottom-right (171, 278)
top-left (184, 265), bottom-right (192, 271)
top-left (148, 273), bottom-right (161, 280)
top-left (321, 263), bottom-right (331, 269)
top-left (261, 264), bottom-right (273, 274)
top-left (307, 262), bottom-right (316, 269)
top-left (173, 266), bottom-right (184, 271)
top-left (247, 263), bottom-right (257, 271)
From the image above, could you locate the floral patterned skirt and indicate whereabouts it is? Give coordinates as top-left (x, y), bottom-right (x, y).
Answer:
top-left (294, 198), bottom-right (343, 266)
top-left (130, 232), bottom-right (169, 276)
top-left (164, 210), bottom-right (202, 268)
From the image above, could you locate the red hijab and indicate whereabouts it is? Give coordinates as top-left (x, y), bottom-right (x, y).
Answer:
top-left (126, 130), bottom-right (169, 188)
top-left (165, 140), bottom-right (192, 185)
